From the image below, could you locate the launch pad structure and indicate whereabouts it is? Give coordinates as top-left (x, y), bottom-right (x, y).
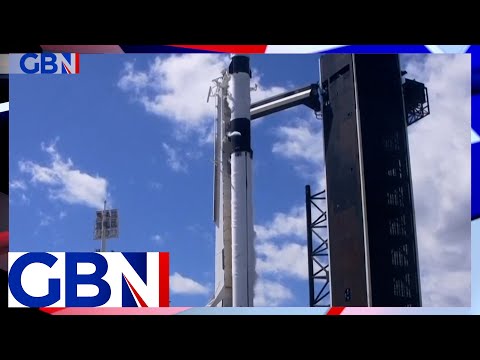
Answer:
top-left (209, 54), bottom-right (430, 308)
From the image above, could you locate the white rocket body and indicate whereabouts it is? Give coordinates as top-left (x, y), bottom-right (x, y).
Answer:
top-left (210, 55), bottom-right (255, 307)
top-left (229, 58), bottom-right (255, 307)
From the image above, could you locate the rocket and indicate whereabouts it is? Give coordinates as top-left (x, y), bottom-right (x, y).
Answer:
top-left (208, 55), bottom-right (322, 307)
top-left (210, 54), bottom-right (255, 307)
top-left (228, 55), bottom-right (255, 307)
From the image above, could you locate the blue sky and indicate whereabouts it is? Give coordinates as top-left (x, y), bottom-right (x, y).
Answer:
top-left (9, 53), bottom-right (471, 307)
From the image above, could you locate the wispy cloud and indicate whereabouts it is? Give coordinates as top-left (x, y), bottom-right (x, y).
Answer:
top-left (9, 179), bottom-right (30, 205)
top-left (256, 242), bottom-right (308, 280)
top-left (151, 234), bottom-right (162, 243)
top-left (170, 272), bottom-right (209, 295)
top-left (39, 211), bottom-right (54, 227)
top-left (254, 278), bottom-right (294, 306)
top-left (117, 62), bottom-right (149, 94)
top-left (254, 206), bottom-right (306, 242)
top-left (118, 54), bottom-right (287, 138)
top-left (18, 138), bottom-right (109, 209)
top-left (10, 180), bottom-right (27, 190)
top-left (272, 119), bottom-right (323, 162)
top-left (118, 55), bottom-right (229, 135)
top-left (20, 194), bottom-right (30, 204)
top-left (252, 115), bottom-right (325, 305)
top-left (271, 116), bottom-right (325, 189)
top-left (162, 142), bottom-right (187, 172)
top-left (59, 211), bottom-right (67, 220)
top-left (402, 54), bottom-right (471, 306)
top-left (149, 181), bottom-right (162, 191)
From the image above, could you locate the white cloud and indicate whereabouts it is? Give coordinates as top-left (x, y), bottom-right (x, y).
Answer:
top-left (117, 62), bottom-right (149, 94)
top-left (118, 54), bottom-right (287, 137)
top-left (256, 242), bottom-right (308, 280)
top-left (170, 272), bottom-right (209, 295)
top-left (59, 211), bottom-right (67, 220)
top-left (18, 139), bottom-right (109, 209)
top-left (162, 142), bottom-right (187, 172)
top-left (9, 179), bottom-right (30, 205)
top-left (271, 116), bottom-right (326, 190)
top-left (254, 278), bottom-right (294, 306)
top-left (402, 54), bottom-right (471, 306)
top-left (10, 180), bottom-right (27, 190)
top-left (250, 75), bottom-right (287, 103)
top-left (254, 206), bottom-right (306, 242)
top-left (39, 211), bottom-right (54, 227)
top-left (118, 54), bottom-right (229, 131)
top-left (420, 270), bottom-right (471, 307)
top-left (253, 115), bottom-right (326, 303)
top-left (272, 118), bottom-right (324, 163)
top-left (252, 114), bottom-right (327, 306)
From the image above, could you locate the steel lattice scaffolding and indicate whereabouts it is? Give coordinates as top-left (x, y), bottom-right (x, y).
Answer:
top-left (305, 185), bottom-right (330, 307)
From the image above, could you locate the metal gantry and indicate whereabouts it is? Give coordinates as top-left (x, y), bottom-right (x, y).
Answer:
top-left (305, 185), bottom-right (330, 307)
top-left (402, 78), bottom-right (431, 126)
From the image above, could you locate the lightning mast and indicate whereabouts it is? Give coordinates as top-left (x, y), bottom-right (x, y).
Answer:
top-left (94, 200), bottom-right (119, 252)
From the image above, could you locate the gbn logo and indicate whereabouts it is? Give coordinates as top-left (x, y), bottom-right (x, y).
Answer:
top-left (8, 252), bottom-right (169, 308)
top-left (18, 53), bottom-right (80, 74)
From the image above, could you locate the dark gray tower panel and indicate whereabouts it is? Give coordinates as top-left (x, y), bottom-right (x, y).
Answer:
top-left (320, 54), bottom-right (370, 306)
top-left (320, 54), bottom-right (422, 307)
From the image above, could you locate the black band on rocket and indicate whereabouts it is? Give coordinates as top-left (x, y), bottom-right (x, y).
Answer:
top-left (230, 117), bottom-right (252, 153)
top-left (228, 56), bottom-right (252, 77)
